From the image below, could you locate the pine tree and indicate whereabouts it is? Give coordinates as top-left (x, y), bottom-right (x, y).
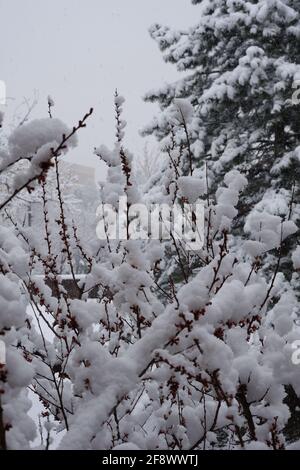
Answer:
top-left (143, 0), bottom-right (300, 239)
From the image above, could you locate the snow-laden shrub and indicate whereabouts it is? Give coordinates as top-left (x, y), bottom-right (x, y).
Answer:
top-left (0, 95), bottom-right (299, 450)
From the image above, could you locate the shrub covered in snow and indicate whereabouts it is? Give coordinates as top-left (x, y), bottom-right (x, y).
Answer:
top-left (1, 91), bottom-right (299, 450)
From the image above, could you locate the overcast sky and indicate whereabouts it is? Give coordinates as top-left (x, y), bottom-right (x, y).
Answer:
top-left (1, 0), bottom-right (197, 179)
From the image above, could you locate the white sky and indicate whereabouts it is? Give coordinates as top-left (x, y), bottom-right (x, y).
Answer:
top-left (0, 0), bottom-right (197, 179)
